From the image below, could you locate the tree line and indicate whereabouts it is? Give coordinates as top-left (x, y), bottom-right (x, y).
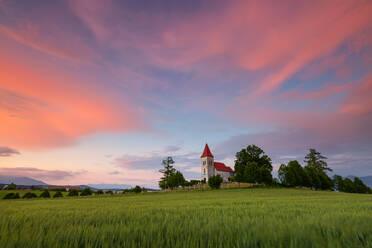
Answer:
top-left (158, 157), bottom-right (200, 189)
top-left (2, 185), bottom-right (147, 200)
top-left (158, 145), bottom-right (371, 193)
top-left (235, 145), bottom-right (370, 194)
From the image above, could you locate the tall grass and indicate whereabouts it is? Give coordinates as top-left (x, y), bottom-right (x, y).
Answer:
top-left (0, 188), bottom-right (371, 247)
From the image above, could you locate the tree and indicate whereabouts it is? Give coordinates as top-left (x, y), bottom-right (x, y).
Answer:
top-left (167, 171), bottom-right (186, 189)
top-left (39, 189), bottom-right (50, 198)
top-left (234, 145), bottom-right (273, 184)
top-left (304, 149), bottom-right (333, 190)
top-left (159, 156), bottom-right (176, 189)
top-left (279, 161), bottom-right (311, 187)
top-left (23, 192), bottom-right (37, 199)
top-left (53, 191), bottom-right (63, 198)
top-left (304, 166), bottom-right (322, 190)
top-left (95, 190), bottom-right (104, 195)
top-left (132, 185), bottom-right (142, 193)
top-left (343, 178), bottom-right (356, 193)
top-left (68, 189), bottom-right (79, 196)
top-left (5, 183), bottom-right (16, 190)
top-left (353, 177), bottom-right (371, 194)
top-left (80, 188), bottom-right (92, 196)
top-left (304, 149), bottom-right (332, 172)
top-left (105, 190), bottom-right (113, 195)
top-left (208, 175), bottom-right (223, 189)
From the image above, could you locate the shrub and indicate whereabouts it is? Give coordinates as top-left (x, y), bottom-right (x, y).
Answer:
top-left (228, 176), bottom-right (235, 182)
top-left (208, 175), bottom-right (223, 189)
top-left (53, 191), bottom-right (63, 198)
top-left (3, 193), bottom-right (20, 199)
top-left (105, 190), bottom-right (113, 195)
top-left (96, 190), bottom-right (104, 195)
top-left (23, 192), bottom-right (37, 199)
top-left (80, 188), bottom-right (92, 196)
top-left (5, 183), bottom-right (17, 190)
top-left (39, 190), bottom-right (51, 198)
top-left (68, 189), bottom-right (79, 197)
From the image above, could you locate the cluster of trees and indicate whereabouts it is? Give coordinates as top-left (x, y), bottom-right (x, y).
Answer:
top-left (157, 145), bottom-right (371, 193)
top-left (278, 149), bottom-right (333, 190)
top-left (232, 145), bottom-right (370, 194)
top-left (333, 175), bottom-right (371, 193)
top-left (158, 157), bottom-right (200, 189)
top-left (159, 157), bottom-right (185, 189)
top-left (123, 185), bottom-right (146, 193)
top-left (234, 145), bottom-right (273, 184)
top-left (277, 149), bottom-right (370, 193)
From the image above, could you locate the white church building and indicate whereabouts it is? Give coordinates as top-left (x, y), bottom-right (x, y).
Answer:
top-left (201, 144), bottom-right (234, 182)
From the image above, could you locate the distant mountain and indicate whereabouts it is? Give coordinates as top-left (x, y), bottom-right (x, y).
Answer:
top-left (347, 175), bottom-right (372, 187)
top-left (0, 176), bottom-right (47, 185)
top-left (87, 184), bottom-right (132, 190)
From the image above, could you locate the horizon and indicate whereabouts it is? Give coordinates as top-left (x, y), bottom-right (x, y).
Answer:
top-left (1, 0), bottom-right (371, 188)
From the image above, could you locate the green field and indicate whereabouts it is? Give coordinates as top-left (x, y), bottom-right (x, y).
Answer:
top-left (0, 188), bottom-right (371, 247)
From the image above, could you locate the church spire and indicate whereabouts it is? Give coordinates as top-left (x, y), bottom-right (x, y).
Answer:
top-left (201, 143), bottom-right (214, 158)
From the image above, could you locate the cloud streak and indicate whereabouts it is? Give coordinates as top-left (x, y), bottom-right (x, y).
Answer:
top-left (0, 147), bottom-right (20, 156)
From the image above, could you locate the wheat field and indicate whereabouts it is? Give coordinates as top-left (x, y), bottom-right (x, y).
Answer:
top-left (0, 188), bottom-right (371, 247)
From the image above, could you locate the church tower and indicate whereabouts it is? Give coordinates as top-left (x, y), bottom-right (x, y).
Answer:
top-left (201, 144), bottom-right (214, 182)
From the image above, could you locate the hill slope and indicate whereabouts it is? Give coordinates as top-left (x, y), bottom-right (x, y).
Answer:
top-left (0, 176), bottom-right (47, 185)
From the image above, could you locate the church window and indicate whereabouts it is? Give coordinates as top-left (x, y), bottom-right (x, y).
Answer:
top-left (203, 168), bottom-right (206, 174)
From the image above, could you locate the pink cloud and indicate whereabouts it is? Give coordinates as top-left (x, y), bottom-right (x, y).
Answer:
top-left (0, 47), bottom-right (145, 150)
top-left (0, 22), bottom-right (97, 64)
top-left (69, 0), bottom-right (372, 96)
top-left (340, 73), bottom-right (372, 116)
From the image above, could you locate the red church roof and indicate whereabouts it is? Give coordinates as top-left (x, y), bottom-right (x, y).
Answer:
top-left (201, 144), bottom-right (214, 158)
top-left (214, 162), bottom-right (234, 173)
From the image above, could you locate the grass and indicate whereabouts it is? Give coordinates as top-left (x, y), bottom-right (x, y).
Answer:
top-left (0, 188), bottom-right (371, 247)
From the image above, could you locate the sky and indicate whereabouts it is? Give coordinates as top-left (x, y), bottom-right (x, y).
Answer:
top-left (0, 0), bottom-right (371, 187)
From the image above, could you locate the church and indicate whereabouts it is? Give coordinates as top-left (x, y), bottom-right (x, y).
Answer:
top-left (201, 144), bottom-right (234, 182)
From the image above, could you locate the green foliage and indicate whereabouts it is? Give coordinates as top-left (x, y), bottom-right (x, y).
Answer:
top-left (68, 189), bottom-right (79, 197)
top-left (39, 190), bottom-right (51, 198)
top-left (159, 157), bottom-right (176, 189)
top-left (53, 191), bottom-right (63, 198)
top-left (80, 188), bottom-right (92, 196)
top-left (304, 148), bottom-right (332, 172)
top-left (3, 192), bottom-right (20, 199)
top-left (208, 175), bottom-right (223, 189)
top-left (333, 175), bottom-right (345, 192)
top-left (0, 189), bottom-right (371, 247)
top-left (95, 190), bottom-right (104, 195)
top-left (278, 160), bottom-right (310, 187)
top-left (5, 183), bottom-right (16, 190)
top-left (234, 145), bottom-right (273, 184)
top-left (105, 190), bottom-right (113, 195)
top-left (343, 178), bottom-right (356, 193)
top-left (333, 175), bottom-right (371, 194)
top-left (353, 177), bottom-right (371, 193)
top-left (167, 171), bottom-right (185, 189)
top-left (228, 176), bottom-right (235, 182)
top-left (132, 186), bottom-right (142, 193)
top-left (22, 192), bottom-right (37, 199)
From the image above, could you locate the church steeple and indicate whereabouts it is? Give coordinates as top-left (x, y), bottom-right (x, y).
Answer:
top-left (201, 143), bottom-right (214, 158)
top-left (201, 143), bottom-right (215, 182)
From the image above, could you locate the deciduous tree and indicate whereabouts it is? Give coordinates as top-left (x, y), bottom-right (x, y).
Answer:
top-left (234, 145), bottom-right (272, 184)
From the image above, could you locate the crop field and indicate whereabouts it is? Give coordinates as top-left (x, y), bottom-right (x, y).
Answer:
top-left (0, 188), bottom-right (371, 248)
